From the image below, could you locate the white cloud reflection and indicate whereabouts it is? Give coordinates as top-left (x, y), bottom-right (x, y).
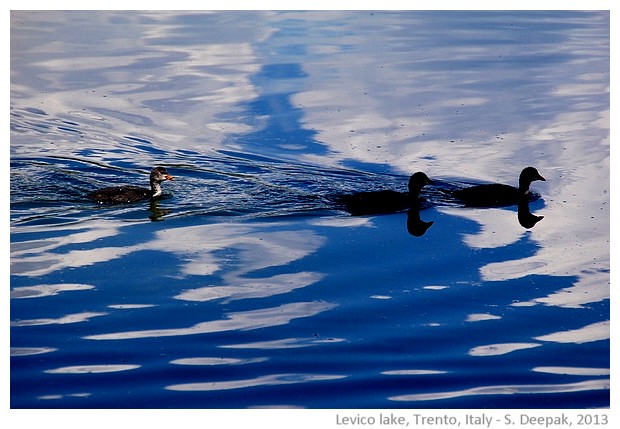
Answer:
top-left (11, 311), bottom-right (108, 327)
top-left (535, 320), bottom-right (609, 344)
top-left (382, 370), bottom-right (447, 376)
top-left (85, 301), bottom-right (335, 341)
top-left (37, 393), bottom-right (91, 401)
top-left (10, 221), bottom-right (126, 277)
top-left (10, 11), bottom-right (270, 155)
top-left (10, 283), bottom-right (95, 299)
top-left (11, 347), bottom-right (57, 357)
top-left (176, 272), bottom-right (323, 303)
top-left (12, 221), bottom-right (325, 285)
top-left (45, 364), bottom-right (140, 374)
top-left (465, 313), bottom-right (501, 322)
top-left (166, 373), bottom-right (345, 392)
top-left (468, 342), bottom-right (541, 357)
top-left (220, 336), bottom-right (345, 350)
top-left (287, 12), bottom-right (609, 312)
top-left (152, 223), bottom-right (326, 278)
top-left (9, 12), bottom-right (610, 408)
top-left (11, 12), bottom-right (609, 315)
top-left (389, 379), bottom-right (609, 402)
top-left (532, 366), bottom-right (610, 376)
top-left (170, 357), bottom-right (268, 366)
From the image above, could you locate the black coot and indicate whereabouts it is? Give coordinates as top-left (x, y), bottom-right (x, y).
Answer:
top-left (453, 166), bottom-right (545, 207)
top-left (88, 166), bottom-right (174, 204)
top-left (338, 171), bottom-right (432, 215)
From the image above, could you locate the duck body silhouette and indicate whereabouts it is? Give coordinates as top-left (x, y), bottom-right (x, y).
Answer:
top-left (452, 167), bottom-right (545, 207)
top-left (338, 171), bottom-right (432, 216)
top-left (88, 166), bottom-right (174, 204)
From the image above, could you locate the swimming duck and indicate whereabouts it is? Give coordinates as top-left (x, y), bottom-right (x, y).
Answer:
top-left (452, 167), bottom-right (545, 207)
top-left (338, 171), bottom-right (432, 215)
top-left (88, 166), bottom-right (174, 204)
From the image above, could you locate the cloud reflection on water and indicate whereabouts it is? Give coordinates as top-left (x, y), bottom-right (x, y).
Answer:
top-left (166, 373), bottom-right (346, 392)
top-left (170, 357), bottom-right (268, 366)
top-left (219, 337), bottom-right (345, 350)
top-left (468, 342), bottom-right (541, 357)
top-left (153, 223), bottom-right (326, 278)
top-left (176, 272), bottom-right (323, 303)
top-left (85, 301), bottom-right (336, 341)
top-left (10, 283), bottom-right (95, 299)
top-left (10, 11), bottom-right (609, 408)
top-left (11, 220), bottom-right (326, 280)
top-left (11, 311), bottom-right (108, 327)
top-left (252, 12), bottom-right (609, 316)
top-left (11, 10), bottom-right (269, 158)
top-left (535, 321), bottom-right (609, 344)
top-left (44, 364), bottom-right (140, 374)
top-left (10, 221), bottom-right (126, 276)
top-left (389, 379), bottom-right (609, 403)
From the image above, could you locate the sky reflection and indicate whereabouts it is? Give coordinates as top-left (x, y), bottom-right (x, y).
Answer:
top-left (44, 364), bottom-right (140, 374)
top-left (10, 283), bottom-right (95, 299)
top-left (166, 373), bottom-right (346, 392)
top-left (11, 11), bottom-right (268, 157)
top-left (85, 301), bottom-right (336, 341)
top-left (10, 220), bottom-right (127, 276)
top-left (389, 379), bottom-right (609, 403)
top-left (219, 337), bottom-right (345, 350)
top-left (11, 311), bottom-right (108, 327)
top-left (169, 357), bottom-right (268, 366)
top-left (176, 272), bottom-right (323, 303)
top-left (278, 11), bottom-right (609, 315)
top-left (535, 321), bottom-right (609, 344)
top-left (151, 223), bottom-right (326, 278)
top-left (468, 342), bottom-right (541, 357)
top-left (10, 11), bottom-right (609, 409)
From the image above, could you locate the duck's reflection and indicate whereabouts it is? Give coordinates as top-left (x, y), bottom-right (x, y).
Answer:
top-left (149, 199), bottom-right (172, 221)
top-left (343, 195), bottom-right (542, 236)
top-left (405, 196), bottom-right (542, 236)
top-left (339, 195), bottom-right (540, 236)
top-left (518, 197), bottom-right (544, 229)
top-left (406, 208), bottom-right (434, 237)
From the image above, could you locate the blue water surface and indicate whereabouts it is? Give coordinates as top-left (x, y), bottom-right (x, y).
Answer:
top-left (10, 11), bottom-right (609, 409)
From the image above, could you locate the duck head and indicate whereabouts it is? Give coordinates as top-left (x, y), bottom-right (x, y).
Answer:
top-left (408, 171), bottom-right (432, 195)
top-left (519, 166), bottom-right (545, 191)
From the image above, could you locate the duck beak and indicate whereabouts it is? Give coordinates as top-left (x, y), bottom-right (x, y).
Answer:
top-left (537, 174), bottom-right (546, 182)
top-left (165, 174), bottom-right (174, 181)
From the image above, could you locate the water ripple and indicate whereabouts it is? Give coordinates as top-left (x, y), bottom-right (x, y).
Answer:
top-left (389, 379), bottom-right (610, 403)
top-left (166, 373), bottom-right (346, 392)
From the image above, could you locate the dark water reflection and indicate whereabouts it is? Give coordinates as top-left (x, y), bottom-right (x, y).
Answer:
top-left (518, 198), bottom-right (544, 229)
top-left (10, 11), bottom-right (609, 409)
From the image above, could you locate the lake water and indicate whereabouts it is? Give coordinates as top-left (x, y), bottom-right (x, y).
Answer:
top-left (10, 11), bottom-right (610, 410)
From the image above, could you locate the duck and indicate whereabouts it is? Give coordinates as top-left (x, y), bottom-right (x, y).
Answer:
top-left (337, 171), bottom-right (432, 215)
top-left (88, 166), bottom-right (174, 204)
top-left (452, 166), bottom-right (545, 207)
